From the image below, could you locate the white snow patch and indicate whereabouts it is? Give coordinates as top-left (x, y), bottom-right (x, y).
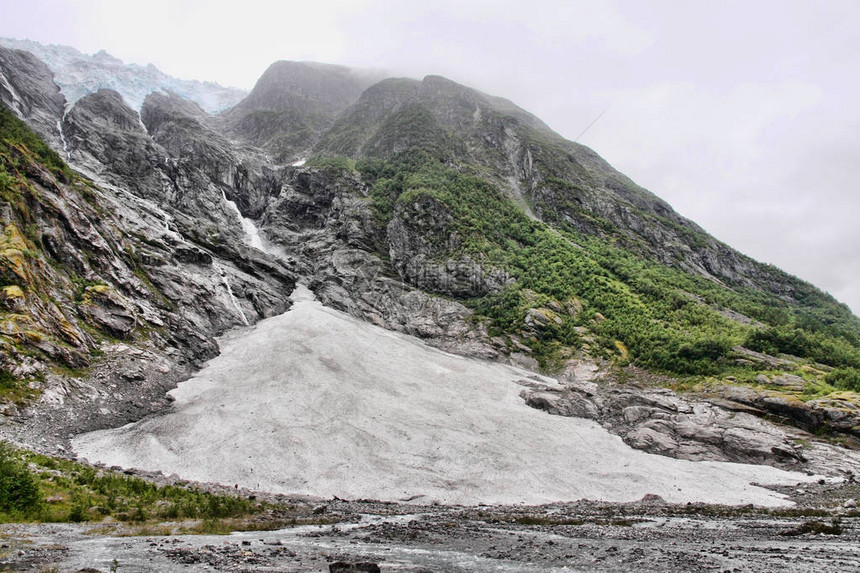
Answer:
top-left (289, 283), bottom-right (317, 303)
top-left (73, 300), bottom-right (816, 507)
top-left (290, 158), bottom-right (307, 167)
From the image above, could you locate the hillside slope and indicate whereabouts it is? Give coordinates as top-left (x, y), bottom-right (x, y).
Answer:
top-left (306, 75), bottom-right (860, 374)
top-left (1, 43), bottom-right (859, 451)
top-left (0, 95), bottom-right (295, 437)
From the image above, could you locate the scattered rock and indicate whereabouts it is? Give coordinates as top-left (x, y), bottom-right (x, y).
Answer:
top-left (778, 520), bottom-right (842, 536)
top-left (330, 562), bottom-right (381, 573)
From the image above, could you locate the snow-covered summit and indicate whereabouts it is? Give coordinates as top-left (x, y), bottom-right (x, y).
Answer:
top-left (0, 37), bottom-right (246, 113)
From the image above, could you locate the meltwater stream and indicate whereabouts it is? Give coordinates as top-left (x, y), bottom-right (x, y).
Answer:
top-left (72, 284), bottom-right (816, 507)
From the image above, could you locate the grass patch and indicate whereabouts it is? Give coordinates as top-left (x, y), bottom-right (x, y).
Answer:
top-left (0, 443), bottom-right (289, 530)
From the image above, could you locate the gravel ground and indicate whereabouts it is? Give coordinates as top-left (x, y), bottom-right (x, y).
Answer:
top-left (2, 483), bottom-right (858, 572)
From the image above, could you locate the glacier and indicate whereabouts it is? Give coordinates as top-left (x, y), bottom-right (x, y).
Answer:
top-left (0, 37), bottom-right (246, 113)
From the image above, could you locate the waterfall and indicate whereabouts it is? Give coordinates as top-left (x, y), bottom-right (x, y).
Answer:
top-left (0, 70), bottom-right (24, 116)
top-left (214, 262), bottom-right (249, 326)
top-left (136, 111), bottom-right (150, 135)
top-left (57, 120), bottom-right (71, 161)
top-left (220, 189), bottom-right (280, 255)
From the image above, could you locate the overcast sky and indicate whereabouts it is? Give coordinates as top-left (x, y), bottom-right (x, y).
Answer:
top-left (2, 0), bottom-right (858, 314)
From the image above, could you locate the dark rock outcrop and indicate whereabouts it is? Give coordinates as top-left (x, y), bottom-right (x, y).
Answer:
top-left (387, 192), bottom-right (511, 297)
top-left (0, 47), bottom-right (65, 150)
top-left (518, 371), bottom-right (808, 468)
top-left (63, 88), bottom-right (166, 200)
top-left (260, 166), bottom-right (497, 357)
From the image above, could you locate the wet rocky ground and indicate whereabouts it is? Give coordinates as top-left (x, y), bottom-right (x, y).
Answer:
top-left (1, 482), bottom-right (858, 572)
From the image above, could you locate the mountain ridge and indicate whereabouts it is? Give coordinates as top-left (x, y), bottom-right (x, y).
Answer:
top-left (1, 39), bottom-right (859, 458)
top-left (0, 37), bottom-right (247, 113)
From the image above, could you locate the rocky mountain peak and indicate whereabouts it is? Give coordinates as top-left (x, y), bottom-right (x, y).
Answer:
top-left (240, 60), bottom-right (372, 112)
top-left (71, 88), bottom-right (141, 131)
top-left (222, 61), bottom-right (384, 162)
top-left (0, 46), bottom-right (65, 150)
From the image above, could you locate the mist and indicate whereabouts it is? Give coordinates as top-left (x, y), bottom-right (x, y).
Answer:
top-left (1, 0), bottom-right (857, 312)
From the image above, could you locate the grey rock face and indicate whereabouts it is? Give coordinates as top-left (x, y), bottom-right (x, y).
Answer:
top-left (223, 61), bottom-right (384, 162)
top-left (258, 166), bottom-right (497, 358)
top-left (519, 374), bottom-right (807, 468)
top-left (63, 88), bottom-right (167, 200)
top-left (719, 385), bottom-right (860, 438)
top-left (77, 285), bottom-right (138, 339)
top-left (387, 193), bottom-right (510, 298)
top-left (0, 47), bottom-right (65, 150)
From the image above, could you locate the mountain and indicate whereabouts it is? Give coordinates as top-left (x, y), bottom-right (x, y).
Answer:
top-left (221, 60), bottom-right (386, 162)
top-left (318, 74), bottom-right (808, 293)
top-left (0, 37), bottom-right (246, 113)
top-left (0, 47), bottom-right (295, 435)
top-left (1, 40), bottom-right (859, 463)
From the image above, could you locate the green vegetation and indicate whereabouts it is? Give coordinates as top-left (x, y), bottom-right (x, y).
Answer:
top-left (341, 150), bottom-right (860, 378)
top-left (0, 105), bottom-right (73, 184)
top-left (0, 365), bottom-right (40, 405)
top-left (0, 441), bottom-right (42, 515)
top-left (0, 441), bottom-right (270, 526)
top-left (824, 368), bottom-right (860, 392)
top-left (0, 441), bottom-right (343, 534)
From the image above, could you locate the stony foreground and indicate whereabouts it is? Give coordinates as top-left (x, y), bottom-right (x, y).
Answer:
top-left (1, 486), bottom-right (859, 573)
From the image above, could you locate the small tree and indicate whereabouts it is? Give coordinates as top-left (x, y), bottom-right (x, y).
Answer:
top-left (0, 441), bottom-right (42, 515)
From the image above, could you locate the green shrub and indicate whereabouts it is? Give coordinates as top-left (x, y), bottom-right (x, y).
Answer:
top-left (0, 104), bottom-right (73, 182)
top-left (0, 166), bottom-right (12, 191)
top-left (824, 368), bottom-right (860, 392)
top-left (305, 155), bottom-right (356, 172)
top-left (0, 441), bottom-right (42, 515)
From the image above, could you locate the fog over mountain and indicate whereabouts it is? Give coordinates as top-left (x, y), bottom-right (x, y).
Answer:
top-left (1, 0), bottom-right (855, 313)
